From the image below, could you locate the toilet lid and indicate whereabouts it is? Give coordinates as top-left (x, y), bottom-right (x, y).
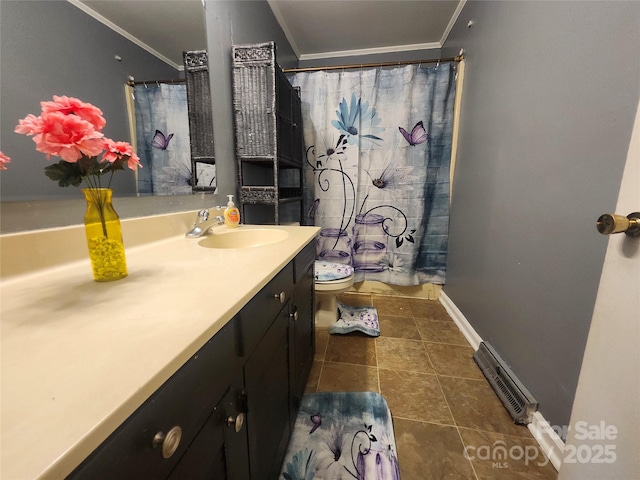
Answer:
top-left (315, 261), bottom-right (354, 282)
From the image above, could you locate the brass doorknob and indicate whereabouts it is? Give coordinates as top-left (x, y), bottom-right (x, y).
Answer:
top-left (596, 212), bottom-right (640, 237)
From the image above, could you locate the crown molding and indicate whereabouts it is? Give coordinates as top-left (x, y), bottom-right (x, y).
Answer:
top-left (67, 0), bottom-right (182, 70)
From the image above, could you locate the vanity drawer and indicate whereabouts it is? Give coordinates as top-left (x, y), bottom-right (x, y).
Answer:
top-left (68, 320), bottom-right (238, 480)
top-left (236, 261), bottom-right (293, 358)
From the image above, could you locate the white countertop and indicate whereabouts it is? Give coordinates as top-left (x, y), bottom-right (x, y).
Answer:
top-left (0, 214), bottom-right (319, 480)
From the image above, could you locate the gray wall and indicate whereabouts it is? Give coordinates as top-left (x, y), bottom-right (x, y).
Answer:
top-left (0, 0), bottom-right (179, 201)
top-left (442, 1), bottom-right (640, 428)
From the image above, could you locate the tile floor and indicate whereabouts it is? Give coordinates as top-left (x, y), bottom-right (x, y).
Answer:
top-left (305, 292), bottom-right (559, 480)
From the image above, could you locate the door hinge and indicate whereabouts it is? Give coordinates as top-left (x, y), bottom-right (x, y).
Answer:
top-left (238, 388), bottom-right (249, 414)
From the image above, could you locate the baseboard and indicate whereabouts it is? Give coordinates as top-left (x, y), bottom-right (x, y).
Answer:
top-left (438, 291), bottom-right (564, 471)
top-left (438, 291), bottom-right (482, 350)
top-left (527, 411), bottom-right (564, 471)
top-left (351, 281), bottom-right (441, 299)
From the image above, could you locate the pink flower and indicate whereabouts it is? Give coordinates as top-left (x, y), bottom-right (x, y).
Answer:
top-left (41, 95), bottom-right (106, 131)
top-left (15, 114), bottom-right (44, 136)
top-left (102, 139), bottom-right (142, 170)
top-left (126, 151), bottom-right (142, 170)
top-left (35, 111), bottom-right (104, 162)
top-left (0, 151), bottom-right (10, 170)
top-left (102, 138), bottom-right (132, 162)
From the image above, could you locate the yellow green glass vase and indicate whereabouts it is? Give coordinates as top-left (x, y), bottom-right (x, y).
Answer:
top-left (82, 188), bottom-right (128, 282)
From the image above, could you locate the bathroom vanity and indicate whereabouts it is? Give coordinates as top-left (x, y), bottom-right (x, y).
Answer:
top-left (0, 212), bottom-right (319, 480)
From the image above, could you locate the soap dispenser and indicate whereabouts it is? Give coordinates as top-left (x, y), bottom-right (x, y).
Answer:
top-left (224, 195), bottom-right (240, 228)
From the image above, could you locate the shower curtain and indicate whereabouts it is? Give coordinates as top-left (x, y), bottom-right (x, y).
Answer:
top-left (291, 63), bottom-right (456, 285)
top-left (133, 83), bottom-right (193, 195)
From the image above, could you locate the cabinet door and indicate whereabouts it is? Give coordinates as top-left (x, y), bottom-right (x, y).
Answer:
top-left (167, 381), bottom-right (250, 480)
top-left (237, 263), bottom-right (293, 359)
top-left (289, 262), bottom-right (314, 417)
top-left (67, 321), bottom-right (238, 480)
top-left (243, 303), bottom-right (291, 480)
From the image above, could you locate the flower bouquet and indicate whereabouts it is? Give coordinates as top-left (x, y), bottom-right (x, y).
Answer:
top-left (6, 95), bottom-right (142, 281)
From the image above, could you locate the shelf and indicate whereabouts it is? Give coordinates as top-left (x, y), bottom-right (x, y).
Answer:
top-left (240, 186), bottom-right (302, 205)
top-left (237, 156), bottom-right (303, 169)
top-left (232, 42), bottom-right (304, 225)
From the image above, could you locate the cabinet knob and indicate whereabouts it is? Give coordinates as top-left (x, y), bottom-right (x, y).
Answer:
top-left (227, 413), bottom-right (245, 433)
top-left (290, 310), bottom-right (298, 321)
top-left (152, 426), bottom-right (182, 459)
top-left (274, 292), bottom-right (286, 303)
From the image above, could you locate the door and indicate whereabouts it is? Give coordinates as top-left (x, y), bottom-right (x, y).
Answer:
top-left (289, 262), bottom-right (314, 418)
top-left (558, 100), bottom-right (640, 478)
top-left (244, 303), bottom-right (292, 480)
top-left (167, 382), bottom-right (250, 480)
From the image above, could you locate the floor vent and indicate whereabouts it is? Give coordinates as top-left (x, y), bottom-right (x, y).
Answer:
top-left (473, 342), bottom-right (538, 424)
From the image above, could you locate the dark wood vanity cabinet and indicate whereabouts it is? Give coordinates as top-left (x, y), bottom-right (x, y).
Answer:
top-left (66, 242), bottom-right (315, 480)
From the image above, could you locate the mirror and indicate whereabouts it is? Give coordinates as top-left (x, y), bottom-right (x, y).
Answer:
top-left (0, 0), bottom-right (298, 233)
top-left (0, 0), bottom-right (217, 232)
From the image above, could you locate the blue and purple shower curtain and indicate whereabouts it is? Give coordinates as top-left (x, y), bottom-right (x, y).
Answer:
top-left (134, 83), bottom-right (193, 195)
top-left (291, 64), bottom-right (456, 285)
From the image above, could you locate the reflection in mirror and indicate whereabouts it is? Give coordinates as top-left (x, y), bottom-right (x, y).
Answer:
top-left (129, 80), bottom-right (193, 195)
top-left (127, 50), bottom-right (216, 195)
top-left (128, 78), bottom-right (215, 195)
top-left (183, 50), bottom-right (217, 193)
top-left (0, 0), bottom-right (209, 205)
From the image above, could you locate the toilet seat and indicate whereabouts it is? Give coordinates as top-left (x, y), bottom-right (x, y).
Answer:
top-left (314, 261), bottom-right (354, 283)
top-left (315, 275), bottom-right (354, 291)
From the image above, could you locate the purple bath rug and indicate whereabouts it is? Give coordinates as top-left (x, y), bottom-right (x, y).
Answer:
top-left (329, 301), bottom-right (380, 337)
top-left (280, 391), bottom-right (400, 479)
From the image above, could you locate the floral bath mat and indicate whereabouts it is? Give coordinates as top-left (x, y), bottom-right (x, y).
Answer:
top-left (329, 301), bottom-right (380, 337)
top-left (280, 392), bottom-right (401, 480)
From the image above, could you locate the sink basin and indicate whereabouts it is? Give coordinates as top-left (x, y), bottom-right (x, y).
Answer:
top-left (197, 228), bottom-right (289, 249)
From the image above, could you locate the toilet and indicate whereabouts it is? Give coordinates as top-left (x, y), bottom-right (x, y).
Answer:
top-left (314, 261), bottom-right (355, 327)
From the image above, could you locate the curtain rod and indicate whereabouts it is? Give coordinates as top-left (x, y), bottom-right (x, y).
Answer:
top-left (282, 55), bottom-right (463, 74)
top-left (126, 78), bottom-right (185, 86)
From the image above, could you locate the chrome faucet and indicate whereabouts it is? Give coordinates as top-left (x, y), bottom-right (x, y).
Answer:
top-left (185, 207), bottom-right (225, 238)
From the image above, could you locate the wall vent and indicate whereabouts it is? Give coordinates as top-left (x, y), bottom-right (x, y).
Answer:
top-left (473, 342), bottom-right (538, 424)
